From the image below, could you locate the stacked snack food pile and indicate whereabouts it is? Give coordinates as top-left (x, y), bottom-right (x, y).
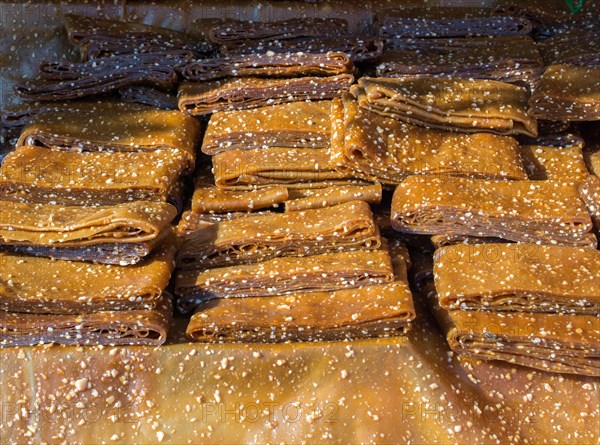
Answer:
top-left (0, 9), bottom-right (597, 377)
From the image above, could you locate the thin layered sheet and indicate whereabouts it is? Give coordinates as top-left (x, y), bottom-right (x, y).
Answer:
top-left (0, 146), bottom-right (187, 205)
top-left (17, 102), bottom-right (200, 172)
top-left (520, 145), bottom-right (589, 182)
top-left (0, 242), bottom-right (176, 314)
top-left (65, 14), bottom-right (213, 59)
top-left (176, 210), bottom-right (274, 236)
top-left (177, 75), bottom-right (354, 115)
top-left (209, 18), bottom-right (348, 44)
top-left (0, 297), bottom-right (172, 347)
top-left (182, 52), bottom-right (354, 82)
top-left (378, 7), bottom-right (532, 38)
top-left (119, 86), bottom-right (178, 110)
top-left (391, 176), bottom-right (596, 247)
top-left (15, 52), bottom-right (192, 101)
top-left (580, 176), bottom-right (600, 229)
top-left (213, 147), bottom-right (362, 190)
top-left (202, 101), bottom-right (332, 154)
top-left (433, 243), bottom-right (600, 314)
top-left (590, 151), bottom-right (600, 177)
top-left (537, 28), bottom-right (600, 66)
top-left (186, 244), bottom-right (415, 342)
top-left (285, 184), bottom-right (382, 212)
top-left (0, 200), bottom-right (175, 264)
top-left (355, 77), bottom-right (537, 136)
top-left (430, 234), bottom-right (507, 249)
top-left (175, 248), bottom-right (395, 312)
top-left (529, 65), bottom-right (600, 121)
top-left (176, 201), bottom-right (381, 269)
top-left (221, 36), bottom-right (384, 63)
top-left (434, 306), bottom-right (599, 376)
top-left (330, 95), bottom-right (527, 183)
top-left (377, 35), bottom-right (543, 86)
top-left (191, 186), bottom-right (288, 214)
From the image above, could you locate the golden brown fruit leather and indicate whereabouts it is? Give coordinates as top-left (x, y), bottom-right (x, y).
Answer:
top-left (182, 51), bottom-right (354, 82)
top-left (519, 144), bottom-right (589, 183)
top-left (209, 18), bottom-right (349, 44)
top-left (191, 186), bottom-right (288, 214)
top-left (0, 200), bottom-right (176, 264)
top-left (0, 242), bottom-right (176, 314)
top-left (175, 248), bottom-right (395, 313)
top-left (391, 176), bottom-right (596, 248)
top-left (176, 201), bottom-right (381, 270)
top-left (186, 242), bottom-right (415, 342)
top-left (177, 75), bottom-right (354, 115)
top-left (354, 77), bottom-right (537, 137)
top-left (213, 147), bottom-right (364, 190)
top-left (17, 102), bottom-right (200, 173)
top-left (529, 65), bottom-right (600, 121)
top-left (0, 146), bottom-right (187, 206)
top-left (433, 243), bottom-right (600, 314)
top-left (285, 184), bottom-right (382, 212)
top-left (330, 95), bottom-right (527, 184)
top-left (0, 297), bottom-right (172, 348)
top-left (202, 101), bottom-right (332, 154)
top-left (579, 176), bottom-right (600, 229)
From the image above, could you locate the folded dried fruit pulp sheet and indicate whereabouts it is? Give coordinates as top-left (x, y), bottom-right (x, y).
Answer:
top-left (354, 77), bottom-right (537, 137)
top-left (186, 242), bottom-right (415, 342)
top-left (433, 243), bottom-right (600, 314)
top-left (177, 75), bottom-right (354, 115)
top-left (432, 303), bottom-right (599, 376)
top-left (212, 147), bottom-right (363, 190)
top-left (209, 18), bottom-right (348, 44)
top-left (0, 146), bottom-right (187, 205)
top-left (528, 65), bottom-right (600, 121)
top-left (202, 101), bottom-right (332, 154)
top-left (285, 184), bottom-right (382, 212)
top-left (0, 297), bottom-right (172, 348)
top-left (330, 95), bottom-right (527, 183)
top-left (176, 200), bottom-right (381, 270)
top-left (378, 7), bottom-right (532, 38)
top-left (430, 234), bottom-right (508, 249)
top-left (0, 242), bottom-right (175, 314)
top-left (17, 101), bottom-right (200, 172)
top-left (175, 248), bottom-right (395, 313)
top-left (391, 175), bottom-right (595, 248)
top-left (520, 145), bottom-right (589, 182)
top-left (191, 186), bottom-right (288, 214)
top-left (182, 51), bottom-right (354, 82)
top-left (119, 86), bottom-right (178, 110)
top-left (0, 200), bottom-right (175, 264)
top-left (176, 210), bottom-right (275, 236)
top-left (579, 176), bottom-right (600, 229)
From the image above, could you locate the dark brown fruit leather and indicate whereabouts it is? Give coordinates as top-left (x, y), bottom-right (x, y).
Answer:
top-left (119, 86), bottom-right (178, 110)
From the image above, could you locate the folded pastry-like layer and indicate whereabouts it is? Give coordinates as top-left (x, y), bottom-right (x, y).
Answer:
top-left (0, 146), bottom-right (187, 206)
top-left (434, 305), bottom-right (599, 376)
top-left (391, 176), bottom-right (595, 247)
top-left (430, 234), bottom-right (507, 249)
top-left (378, 35), bottom-right (542, 86)
top-left (580, 176), bottom-right (600, 229)
top-left (537, 28), bottom-right (600, 66)
top-left (213, 147), bottom-right (362, 190)
top-left (0, 242), bottom-right (176, 314)
top-left (590, 151), bottom-right (600, 177)
top-left (182, 52), bottom-right (354, 82)
top-left (65, 14), bottom-right (213, 59)
top-left (17, 102), bottom-right (200, 172)
top-left (0, 297), bottom-right (172, 347)
top-left (433, 243), bottom-right (600, 314)
top-left (520, 145), bottom-right (589, 182)
top-left (177, 75), bottom-right (354, 115)
top-left (15, 52), bottom-right (191, 101)
top-left (330, 95), bottom-right (527, 184)
top-left (209, 18), bottom-right (348, 44)
top-left (529, 65), bottom-right (600, 121)
top-left (176, 201), bottom-right (381, 270)
top-left (176, 210), bottom-right (274, 236)
top-left (355, 77), bottom-right (537, 136)
top-left (1, 100), bottom-right (108, 128)
top-left (175, 248), bottom-right (395, 312)
top-left (285, 184), bottom-right (382, 212)
top-left (186, 243), bottom-right (415, 342)
top-left (202, 101), bottom-right (331, 154)
top-left (191, 186), bottom-right (288, 214)
top-left (119, 86), bottom-right (178, 110)
top-left (221, 36), bottom-right (384, 63)
top-left (378, 7), bottom-right (532, 38)
top-left (0, 201), bottom-right (175, 264)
